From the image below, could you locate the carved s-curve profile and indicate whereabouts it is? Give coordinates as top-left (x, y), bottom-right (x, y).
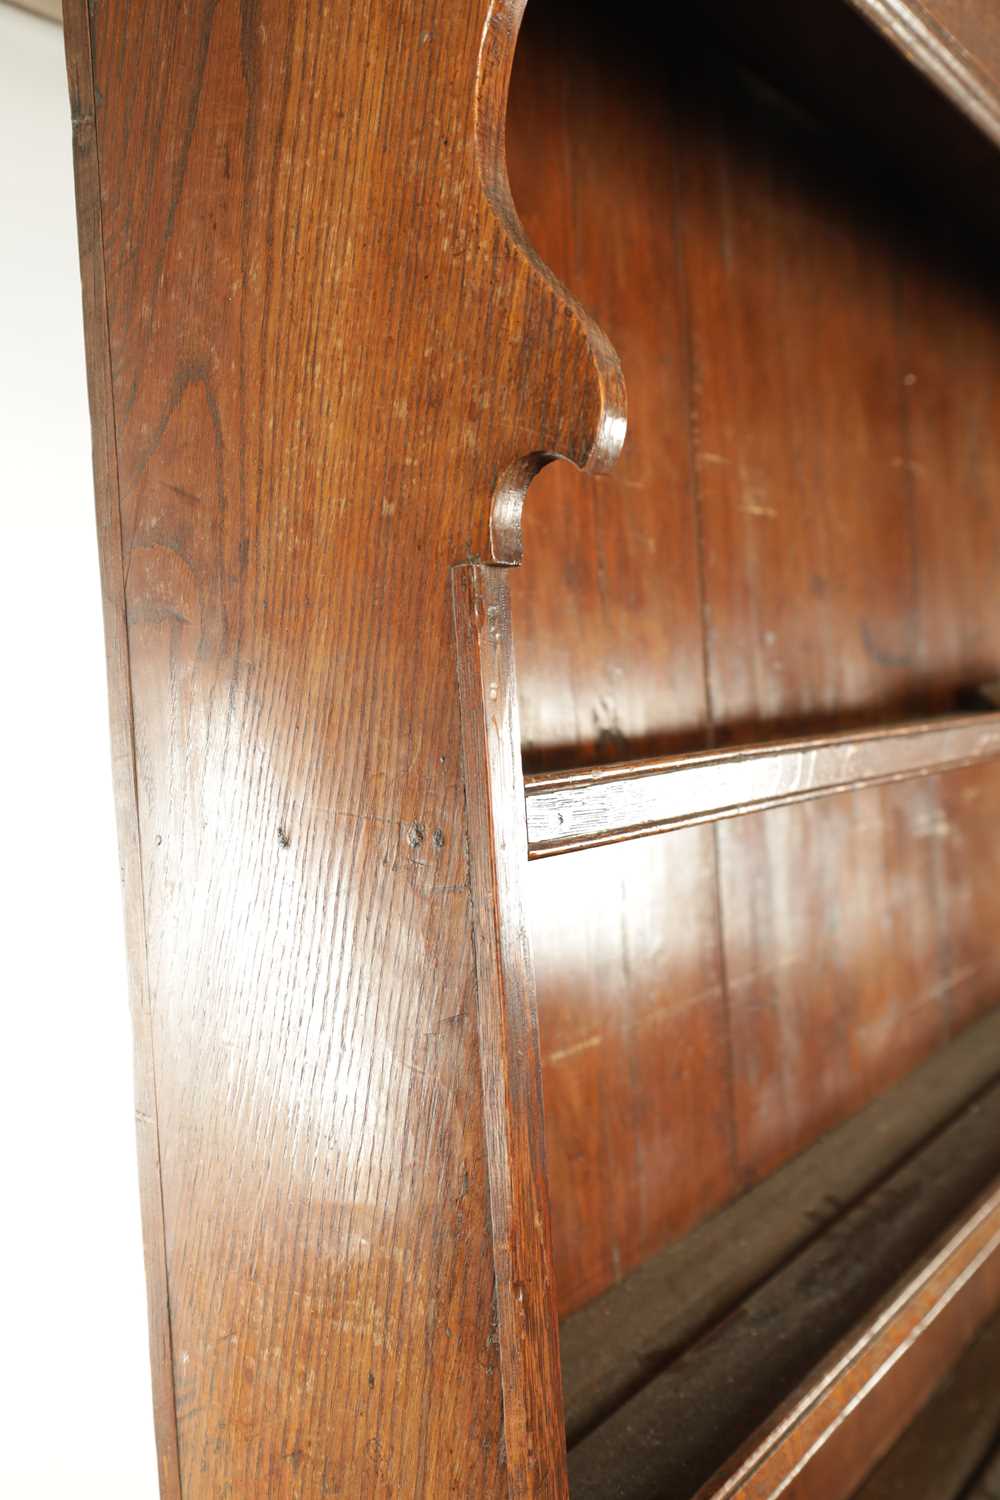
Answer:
top-left (476, 0), bottom-right (627, 564)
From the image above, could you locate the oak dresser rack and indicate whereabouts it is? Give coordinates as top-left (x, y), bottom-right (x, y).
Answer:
top-left (66, 0), bottom-right (1000, 1495)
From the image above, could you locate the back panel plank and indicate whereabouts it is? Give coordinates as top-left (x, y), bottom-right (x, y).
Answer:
top-left (507, 3), bottom-right (1000, 1312)
top-left (509, 7), bottom-right (736, 1317)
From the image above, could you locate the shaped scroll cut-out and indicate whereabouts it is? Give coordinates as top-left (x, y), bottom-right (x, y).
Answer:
top-left (476, 0), bottom-right (627, 565)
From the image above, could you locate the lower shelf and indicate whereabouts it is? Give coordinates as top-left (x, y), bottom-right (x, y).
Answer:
top-left (563, 1004), bottom-right (1000, 1499)
top-left (852, 1308), bottom-right (1000, 1499)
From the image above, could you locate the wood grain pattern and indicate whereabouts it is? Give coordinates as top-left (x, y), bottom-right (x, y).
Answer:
top-left (452, 563), bottom-right (566, 1500)
top-left (508, 2), bottom-right (1000, 1313)
top-left (62, 1), bottom-right (622, 1494)
top-left (524, 710), bottom-right (1000, 857)
top-left (62, 5), bottom-right (181, 1494)
top-left (66, 0), bottom-right (1000, 1490)
top-left (673, 21), bottom-right (1000, 1179)
top-left (508, 6), bottom-right (737, 1318)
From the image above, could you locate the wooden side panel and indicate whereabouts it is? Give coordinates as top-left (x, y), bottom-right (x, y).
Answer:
top-left (64, 0), bottom-right (622, 1493)
top-left (452, 564), bottom-right (568, 1500)
top-left (507, 3), bottom-right (1000, 1311)
top-left (62, 8), bottom-right (181, 1495)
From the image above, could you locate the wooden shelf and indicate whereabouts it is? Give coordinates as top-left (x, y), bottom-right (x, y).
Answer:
top-left (695, 1181), bottom-right (1000, 1499)
top-left (852, 1309), bottom-right (1000, 1500)
top-left (563, 1007), bottom-right (1000, 1500)
top-left (845, 0), bottom-right (1000, 151)
top-left (525, 708), bottom-right (1000, 859)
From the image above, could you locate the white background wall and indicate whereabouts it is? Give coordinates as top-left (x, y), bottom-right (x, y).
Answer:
top-left (0, 5), bottom-right (159, 1495)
